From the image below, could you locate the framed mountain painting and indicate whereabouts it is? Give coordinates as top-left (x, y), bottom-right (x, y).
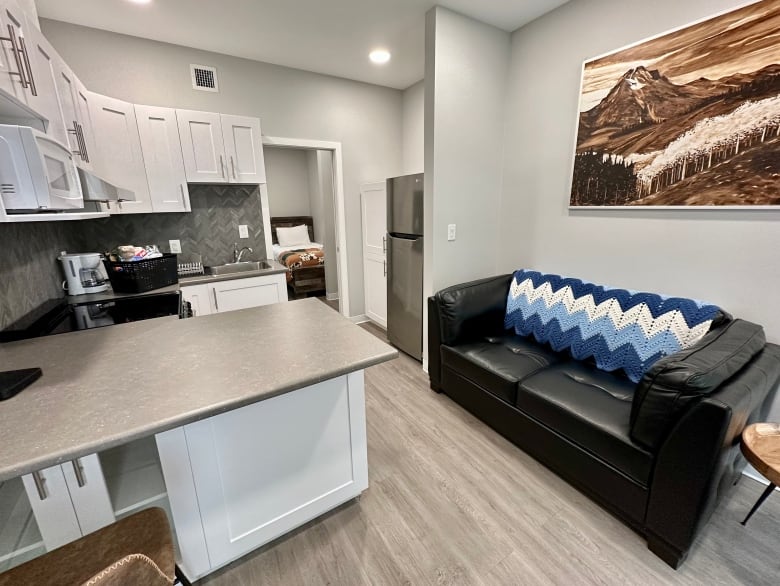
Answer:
top-left (569, 1), bottom-right (780, 208)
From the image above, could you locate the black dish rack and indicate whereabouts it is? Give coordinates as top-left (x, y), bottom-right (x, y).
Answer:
top-left (103, 253), bottom-right (179, 293)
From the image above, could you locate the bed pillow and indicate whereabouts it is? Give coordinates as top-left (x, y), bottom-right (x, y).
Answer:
top-left (276, 225), bottom-right (311, 247)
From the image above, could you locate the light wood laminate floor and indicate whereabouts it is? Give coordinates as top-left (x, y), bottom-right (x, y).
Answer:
top-left (202, 322), bottom-right (779, 585)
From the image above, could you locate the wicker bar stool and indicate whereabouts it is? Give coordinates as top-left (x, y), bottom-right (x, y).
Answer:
top-left (0, 507), bottom-right (176, 586)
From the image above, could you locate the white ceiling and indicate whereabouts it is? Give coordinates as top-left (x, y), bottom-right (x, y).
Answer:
top-left (34, 0), bottom-right (568, 90)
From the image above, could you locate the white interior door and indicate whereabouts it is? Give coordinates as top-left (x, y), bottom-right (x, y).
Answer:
top-left (177, 109), bottom-right (227, 183)
top-left (361, 182), bottom-right (387, 327)
top-left (221, 114), bottom-right (265, 184)
top-left (90, 92), bottom-right (151, 213)
top-left (135, 104), bottom-right (190, 212)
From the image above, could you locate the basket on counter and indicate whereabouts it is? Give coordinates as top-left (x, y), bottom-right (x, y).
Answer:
top-left (103, 253), bottom-right (179, 293)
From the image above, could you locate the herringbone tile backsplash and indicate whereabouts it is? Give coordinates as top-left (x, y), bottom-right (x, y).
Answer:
top-left (0, 185), bottom-right (266, 330)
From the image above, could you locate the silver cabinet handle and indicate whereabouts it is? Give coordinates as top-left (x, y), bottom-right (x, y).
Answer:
top-left (213, 288), bottom-right (219, 311)
top-left (383, 260), bottom-right (386, 277)
top-left (77, 122), bottom-right (89, 163)
top-left (382, 235), bottom-right (386, 253)
top-left (17, 35), bottom-right (36, 96)
top-left (179, 183), bottom-right (185, 203)
top-left (72, 459), bottom-right (86, 487)
top-left (230, 156), bottom-right (237, 180)
top-left (69, 121), bottom-right (88, 161)
top-left (219, 155), bottom-right (225, 179)
top-left (0, 24), bottom-right (27, 88)
top-left (32, 471), bottom-right (47, 500)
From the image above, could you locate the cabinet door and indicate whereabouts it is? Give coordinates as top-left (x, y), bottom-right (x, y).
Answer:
top-left (90, 92), bottom-right (152, 213)
top-left (183, 373), bottom-right (367, 568)
top-left (181, 284), bottom-right (212, 317)
top-left (61, 454), bottom-right (115, 535)
top-left (21, 465), bottom-right (81, 551)
top-left (53, 61), bottom-right (81, 160)
top-left (176, 109), bottom-right (227, 183)
top-left (74, 79), bottom-right (96, 172)
top-left (0, 1), bottom-right (35, 110)
top-left (210, 275), bottom-right (284, 313)
top-left (25, 27), bottom-right (67, 145)
top-left (220, 114), bottom-right (265, 184)
top-left (0, 476), bottom-right (45, 572)
top-left (135, 105), bottom-right (190, 213)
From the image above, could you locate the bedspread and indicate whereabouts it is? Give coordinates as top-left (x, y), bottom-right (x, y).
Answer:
top-left (278, 248), bottom-right (325, 282)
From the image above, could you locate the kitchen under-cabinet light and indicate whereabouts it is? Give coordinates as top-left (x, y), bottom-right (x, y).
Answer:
top-left (369, 49), bottom-right (391, 65)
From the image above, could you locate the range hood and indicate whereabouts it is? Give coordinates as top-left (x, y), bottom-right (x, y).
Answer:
top-left (77, 168), bottom-right (135, 203)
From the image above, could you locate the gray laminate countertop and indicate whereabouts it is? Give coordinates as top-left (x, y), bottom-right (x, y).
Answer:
top-left (0, 298), bottom-right (396, 482)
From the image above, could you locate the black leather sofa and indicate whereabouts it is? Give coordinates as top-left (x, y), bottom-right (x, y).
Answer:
top-left (427, 274), bottom-right (780, 568)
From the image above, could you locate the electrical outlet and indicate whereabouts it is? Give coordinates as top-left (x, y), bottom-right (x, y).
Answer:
top-left (447, 224), bottom-right (456, 241)
top-left (238, 225), bottom-right (249, 239)
top-left (169, 239), bottom-right (182, 253)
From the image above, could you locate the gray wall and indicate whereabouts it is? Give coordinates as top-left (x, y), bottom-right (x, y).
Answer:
top-left (423, 7), bottom-right (510, 360)
top-left (41, 19), bottom-right (404, 316)
top-left (264, 147), bottom-right (312, 217)
top-left (402, 80), bottom-right (424, 175)
top-left (500, 0), bottom-right (780, 421)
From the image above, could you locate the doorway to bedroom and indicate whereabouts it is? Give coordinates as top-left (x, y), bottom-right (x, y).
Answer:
top-left (263, 145), bottom-right (340, 312)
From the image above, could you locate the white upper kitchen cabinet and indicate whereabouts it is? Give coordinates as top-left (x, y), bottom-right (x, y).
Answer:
top-left (0, 1), bottom-right (39, 113)
top-left (24, 25), bottom-right (67, 145)
top-left (176, 109), bottom-right (227, 183)
top-left (177, 109), bottom-right (266, 184)
top-left (221, 114), bottom-right (266, 184)
top-left (135, 104), bottom-right (190, 213)
top-left (53, 60), bottom-right (94, 171)
top-left (90, 92), bottom-right (152, 213)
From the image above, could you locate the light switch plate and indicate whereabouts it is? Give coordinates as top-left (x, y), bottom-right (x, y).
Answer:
top-left (447, 224), bottom-right (456, 241)
top-left (238, 225), bottom-right (249, 239)
top-left (169, 239), bottom-right (182, 253)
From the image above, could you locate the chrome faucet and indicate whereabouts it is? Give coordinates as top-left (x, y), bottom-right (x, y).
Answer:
top-left (233, 243), bottom-right (253, 263)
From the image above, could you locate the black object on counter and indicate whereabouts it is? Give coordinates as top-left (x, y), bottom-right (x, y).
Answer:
top-left (0, 368), bottom-right (42, 400)
top-left (103, 253), bottom-right (179, 293)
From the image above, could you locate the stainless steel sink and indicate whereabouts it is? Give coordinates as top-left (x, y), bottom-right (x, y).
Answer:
top-left (204, 261), bottom-right (271, 275)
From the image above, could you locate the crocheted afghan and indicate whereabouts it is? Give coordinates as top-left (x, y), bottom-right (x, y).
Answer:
top-left (504, 270), bottom-right (721, 383)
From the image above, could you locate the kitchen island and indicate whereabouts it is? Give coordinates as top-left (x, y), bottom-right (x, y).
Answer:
top-left (0, 299), bottom-right (396, 579)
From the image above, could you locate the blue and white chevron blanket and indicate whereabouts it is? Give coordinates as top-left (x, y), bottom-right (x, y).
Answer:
top-left (504, 270), bottom-right (721, 383)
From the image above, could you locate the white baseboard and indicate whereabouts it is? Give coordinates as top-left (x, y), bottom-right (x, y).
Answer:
top-left (326, 293), bottom-right (340, 301)
top-left (349, 314), bottom-right (370, 324)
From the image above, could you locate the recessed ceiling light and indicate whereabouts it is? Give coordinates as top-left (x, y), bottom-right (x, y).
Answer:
top-left (369, 49), bottom-right (391, 65)
top-left (127, 0), bottom-right (152, 4)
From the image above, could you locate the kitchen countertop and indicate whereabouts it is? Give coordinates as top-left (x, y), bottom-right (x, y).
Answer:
top-left (67, 259), bottom-right (288, 304)
top-left (0, 298), bottom-right (396, 482)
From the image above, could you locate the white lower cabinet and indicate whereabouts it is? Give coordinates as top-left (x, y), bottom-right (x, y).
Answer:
top-left (156, 371), bottom-right (368, 581)
top-left (181, 273), bottom-right (288, 317)
top-left (21, 454), bottom-right (114, 551)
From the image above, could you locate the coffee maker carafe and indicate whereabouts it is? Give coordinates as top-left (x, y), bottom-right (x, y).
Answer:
top-left (60, 252), bottom-right (109, 295)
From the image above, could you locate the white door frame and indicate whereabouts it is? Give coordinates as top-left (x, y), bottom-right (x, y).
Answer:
top-left (261, 136), bottom-right (350, 317)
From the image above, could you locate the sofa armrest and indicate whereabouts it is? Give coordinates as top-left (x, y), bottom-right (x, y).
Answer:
top-left (434, 274), bottom-right (513, 346)
top-left (645, 343), bottom-right (780, 567)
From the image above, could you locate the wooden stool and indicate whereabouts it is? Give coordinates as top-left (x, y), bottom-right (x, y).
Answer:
top-left (0, 507), bottom-right (175, 586)
top-left (740, 422), bottom-right (780, 525)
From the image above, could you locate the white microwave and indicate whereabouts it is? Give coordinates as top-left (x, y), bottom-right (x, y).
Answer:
top-left (0, 124), bottom-right (84, 211)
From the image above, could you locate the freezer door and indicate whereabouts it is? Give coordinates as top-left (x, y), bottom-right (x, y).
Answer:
top-left (386, 234), bottom-right (423, 360)
top-left (387, 173), bottom-right (423, 236)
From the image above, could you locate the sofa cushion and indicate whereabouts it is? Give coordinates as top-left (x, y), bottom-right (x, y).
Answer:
top-left (436, 275), bottom-right (513, 346)
top-left (516, 362), bottom-right (654, 485)
top-left (441, 335), bottom-right (563, 404)
top-left (630, 318), bottom-right (766, 450)
top-left (505, 269), bottom-right (722, 383)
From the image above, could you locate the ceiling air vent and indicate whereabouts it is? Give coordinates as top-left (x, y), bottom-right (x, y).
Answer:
top-left (190, 64), bottom-right (218, 92)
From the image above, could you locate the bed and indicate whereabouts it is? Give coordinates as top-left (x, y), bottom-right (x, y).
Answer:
top-left (270, 216), bottom-right (326, 297)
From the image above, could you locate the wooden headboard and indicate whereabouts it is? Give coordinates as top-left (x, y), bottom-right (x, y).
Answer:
top-left (270, 216), bottom-right (315, 244)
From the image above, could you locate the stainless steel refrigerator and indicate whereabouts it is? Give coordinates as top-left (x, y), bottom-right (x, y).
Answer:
top-left (386, 173), bottom-right (424, 361)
